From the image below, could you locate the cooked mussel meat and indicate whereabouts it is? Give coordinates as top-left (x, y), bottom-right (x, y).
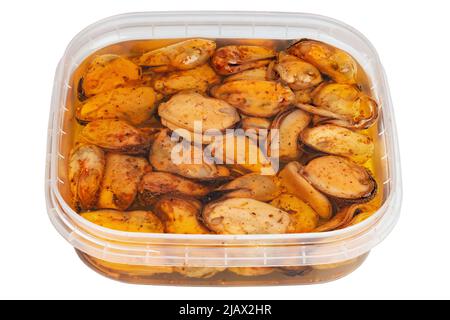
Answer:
top-left (152, 64), bottom-right (220, 95)
top-left (270, 194), bottom-right (319, 233)
top-left (288, 39), bottom-right (358, 84)
top-left (154, 195), bottom-right (210, 234)
top-left (82, 54), bottom-right (141, 97)
top-left (202, 198), bottom-right (290, 234)
top-left (278, 161), bottom-right (333, 220)
top-left (139, 39), bottom-right (216, 72)
top-left (216, 173), bottom-right (282, 202)
top-left (81, 209), bottom-right (164, 233)
top-left (296, 83), bottom-right (378, 129)
top-left (302, 155), bottom-right (377, 202)
top-left (270, 108), bottom-right (311, 161)
top-left (138, 172), bottom-right (210, 206)
top-left (273, 52), bottom-right (323, 90)
top-left (211, 80), bottom-right (294, 117)
top-left (81, 119), bottom-right (151, 154)
top-left (149, 130), bottom-right (230, 180)
top-left (76, 87), bottom-right (157, 125)
top-left (97, 153), bottom-right (150, 210)
top-left (68, 144), bottom-right (105, 210)
top-left (205, 133), bottom-right (274, 175)
top-left (301, 124), bottom-right (374, 164)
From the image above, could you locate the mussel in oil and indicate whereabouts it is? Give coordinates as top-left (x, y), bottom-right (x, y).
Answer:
top-left (278, 161), bottom-right (333, 220)
top-left (302, 155), bottom-right (377, 202)
top-left (216, 173), bottom-right (282, 202)
top-left (296, 83), bottom-right (378, 129)
top-left (81, 209), bottom-right (164, 233)
top-left (270, 108), bottom-right (311, 161)
top-left (211, 80), bottom-right (294, 117)
top-left (211, 45), bottom-right (275, 75)
top-left (97, 153), bottom-right (150, 210)
top-left (82, 54), bottom-right (141, 97)
top-left (149, 130), bottom-right (231, 180)
top-left (76, 87), bottom-right (157, 125)
top-left (153, 64), bottom-right (220, 95)
top-left (139, 39), bottom-right (216, 72)
top-left (202, 198), bottom-right (291, 234)
top-left (158, 92), bottom-right (240, 140)
top-left (81, 119), bottom-right (151, 154)
top-left (270, 194), bottom-right (319, 233)
top-left (154, 195), bottom-right (210, 234)
top-left (288, 39), bottom-right (358, 85)
top-left (69, 36), bottom-right (383, 254)
top-left (138, 172), bottom-right (210, 206)
top-left (68, 144), bottom-right (105, 210)
top-left (206, 133), bottom-right (274, 175)
top-left (273, 52), bottom-right (323, 90)
top-left (301, 124), bottom-right (374, 164)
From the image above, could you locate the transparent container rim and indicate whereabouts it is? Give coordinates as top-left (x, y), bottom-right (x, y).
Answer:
top-left (46, 11), bottom-right (402, 264)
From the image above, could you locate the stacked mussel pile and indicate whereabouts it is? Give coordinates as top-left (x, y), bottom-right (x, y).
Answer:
top-left (69, 38), bottom-right (379, 278)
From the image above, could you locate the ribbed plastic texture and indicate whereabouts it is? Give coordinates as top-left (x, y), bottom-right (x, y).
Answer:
top-left (46, 11), bottom-right (402, 268)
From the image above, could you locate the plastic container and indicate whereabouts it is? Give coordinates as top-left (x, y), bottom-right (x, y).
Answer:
top-left (46, 11), bottom-right (402, 285)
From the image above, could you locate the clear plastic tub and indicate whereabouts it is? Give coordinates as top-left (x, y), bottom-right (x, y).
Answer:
top-left (46, 11), bottom-right (402, 285)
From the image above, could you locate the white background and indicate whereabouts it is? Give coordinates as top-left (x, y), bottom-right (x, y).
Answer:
top-left (0, 0), bottom-right (448, 300)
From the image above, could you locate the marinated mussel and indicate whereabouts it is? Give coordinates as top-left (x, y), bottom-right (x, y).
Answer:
top-left (82, 54), bottom-right (141, 97)
top-left (76, 87), bottom-right (157, 125)
top-left (154, 196), bottom-right (210, 234)
top-left (270, 194), bottom-right (319, 233)
top-left (149, 130), bottom-right (231, 180)
top-left (271, 108), bottom-right (311, 161)
top-left (139, 39), bottom-right (216, 72)
top-left (302, 155), bottom-right (377, 203)
top-left (69, 36), bottom-right (383, 256)
top-left (216, 173), bottom-right (282, 202)
top-left (152, 64), bottom-right (220, 95)
top-left (175, 267), bottom-right (225, 279)
top-left (240, 117), bottom-right (271, 132)
top-left (273, 52), bottom-right (323, 90)
top-left (158, 92), bottom-right (240, 143)
top-left (97, 153), bottom-right (150, 210)
top-left (212, 45), bottom-right (275, 75)
top-left (288, 39), bottom-right (358, 85)
top-left (81, 119), bottom-right (151, 154)
top-left (313, 204), bottom-right (360, 232)
top-left (296, 83), bottom-right (378, 129)
top-left (340, 203), bottom-right (378, 228)
top-left (211, 80), bottom-right (295, 117)
top-left (68, 144), bottom-right (105, 210)
top-left (301, 124), bottom-right (374, 164)
top-left (314, 202), bottom-right (378, 232)
top-left (278, 161), bottom-right (333, 220)
top-left (239, 117), bottom-right (272, 141)
top-left (202, 198), bottom-right (291, 234)
top-left (81, 209), bottom-right (164, 233)
top-left (138, 172), bottom-right (210, 206)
